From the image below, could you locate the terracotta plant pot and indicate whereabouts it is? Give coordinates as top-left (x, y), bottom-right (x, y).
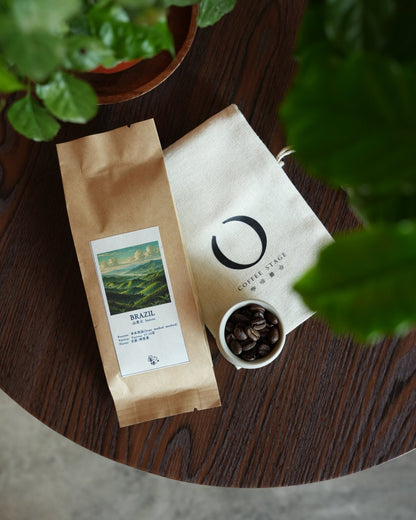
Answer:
top-left (81, 5), bottom-right (198, 104)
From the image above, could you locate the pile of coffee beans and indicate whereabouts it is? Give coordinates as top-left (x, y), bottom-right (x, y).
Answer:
top-left (224, 303), bottom-right (281, 361)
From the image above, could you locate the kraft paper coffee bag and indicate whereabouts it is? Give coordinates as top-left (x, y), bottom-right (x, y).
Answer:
top-left (56, 120), bottom-right (220, 427)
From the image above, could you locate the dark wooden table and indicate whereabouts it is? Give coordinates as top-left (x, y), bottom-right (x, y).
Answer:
top-left (1, 0), bottom-right (416, 488)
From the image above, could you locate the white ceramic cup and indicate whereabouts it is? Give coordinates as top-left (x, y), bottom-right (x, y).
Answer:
top-left (217, 299), bottom-right (286, 369)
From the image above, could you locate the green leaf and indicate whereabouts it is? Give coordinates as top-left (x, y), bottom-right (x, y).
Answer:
top-left (347, 185), bottom-right (416, 225)
top-left (129, 5), bottom-right (167, 27)
top-left (0, 57), bottom-right (25, 93)
top-left (293, 222), bottom-right (416, 342)
top-left (0, 0), bottom-right (82, 80)
top-left (280, 53), bottom-right (416, 195)
top-left (197, 0), bottom-right (237, 28)
top-left (64, 35), bottom-right (116, 71)
top-left (132, 19), bottom-right (174, 57)
top-left (296, 0), bottom-right (416, 67)
top-left (10, 0), bottom-right (82, 33)
top-left (7, 95), bottom-right (60, 141)
top-left (36, 71), bottom-right (97, 124)
top-left (0, 28), bottom-right (64, 81)
top-left (294, 0), bottom-right (327, 59)
top-left (86, 1), bottom-right (174, 59)
top-left (325, 0), bottom-right (396, 53)
top-left (385, 0), bottom-right (416, 64)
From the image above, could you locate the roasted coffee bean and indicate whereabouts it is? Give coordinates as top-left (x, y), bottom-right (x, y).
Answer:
top-left (225, 321), bottom-right (234, 333)
top-left (241, 350), bottom-right (257, 361)
top-left (224, 303), bottom-right (281, 362)
top-left (234, 326), bottom-right (248, 341)
top-left (251, 317), bottom-right (264, 325)
top-left (249, 304), bottom-right (266, 313)
top-left (241, 340), bottom-right (257, 351)
top-left (225, 333), bottom-right (235, 344)
top-left (230, 339), bottom-right (243, 356)
top-left (259, 326), bottom-right (270, 337)
top-left (233, 312), bottom-right (250, 323)
top-left (268, 326), bottom-right (280, 345)
top-left (246, 326), bottom-right (260, 341)
top-left (252, 319), bottom-right (267, 331)
top-left (254, 324), bottom-right (269, 334)
top-left (265, 310), bottom-right (278, 325)
top-left (258, 343), bottom-right (271, 357)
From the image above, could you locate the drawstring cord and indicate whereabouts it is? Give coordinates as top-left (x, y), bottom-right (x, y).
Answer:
top-left (276, 146), bottom-right (295, 167)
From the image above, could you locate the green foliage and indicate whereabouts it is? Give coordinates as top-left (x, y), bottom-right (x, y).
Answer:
top-left (196, 0), bottom-right (237, 27)
top-left (0, 0), bottom-right (237, 141)
top-left (165, 0), bottom-right (237, 27)
top-left (294, 223), bottom-right (416, 341)
top-left (71, 1), bottom-right (175, 61)
top-left (8, 0), bottom-right (82, 32)
top-left (64, 35), bottom-right (115, 71)
top-left (1, 29), bottom-right (65, 83)
top-left (325, 0), bottom-right (396, 53)
top-left (0, 57), bottom-right (24, 92)
top-left (7, 94), bottom-right (61, 141)
top-left (280, 0), bottom-right (416, 342)
top-left (280, 54), bottom-right (416, 225)
top-left (36, 71), bottom-right (98, 123)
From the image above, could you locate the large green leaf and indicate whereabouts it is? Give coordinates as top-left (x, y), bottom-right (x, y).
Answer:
top-left (0, 0), bottom-right (81, 81)
top-left (385, 0), bottom-right (416, 64)
top-left (36, 71), bottom-right (97, 124)
top-left (347, 185), bottom-right (416, 225)
top-left (0, 27), bottom-right (64, 81)
top-left (294, 0), bottom-right (327, 59)
top-left (7, 95), bottom-right (60, 141)
top-left (294, 222), bottom-right (416, 342)
top-left (280, 53), bottom-right (416, 195)
top-left (325, 0), bottom-right (396, 53)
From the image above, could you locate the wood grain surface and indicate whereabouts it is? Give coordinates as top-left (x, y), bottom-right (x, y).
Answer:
top-left (1, 0), bottom-right (416, 488)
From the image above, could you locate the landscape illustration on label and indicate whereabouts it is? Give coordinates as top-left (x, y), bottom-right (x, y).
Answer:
top-left (97, 240), bottom-right (171, 315)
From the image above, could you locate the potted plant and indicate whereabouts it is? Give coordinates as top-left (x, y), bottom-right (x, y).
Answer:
top-left (279, 0), bottom-right (416, 343)
top-left (0, 0), bottom-right (237, 141)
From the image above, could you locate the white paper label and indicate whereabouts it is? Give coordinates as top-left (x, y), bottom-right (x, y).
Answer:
top-left (90, 227), bottom-right (189, 376)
